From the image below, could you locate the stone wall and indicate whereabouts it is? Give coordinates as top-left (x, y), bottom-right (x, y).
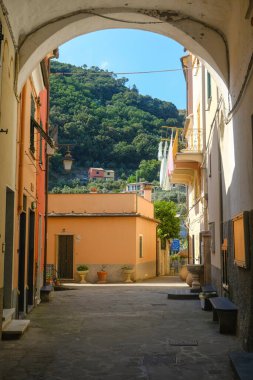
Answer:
top-left (222, 211), bottom-right (253, 351)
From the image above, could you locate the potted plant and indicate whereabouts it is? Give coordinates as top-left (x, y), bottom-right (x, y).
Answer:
top-left (77, 264), bottom-right (89, 284)
top-left (97, 265), bottom-right (107, 283)
top-left (121, 265), bottom-right (134, 283)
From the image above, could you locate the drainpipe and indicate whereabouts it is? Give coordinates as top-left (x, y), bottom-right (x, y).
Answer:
top-left (18, 84), bottom-right (27, 214)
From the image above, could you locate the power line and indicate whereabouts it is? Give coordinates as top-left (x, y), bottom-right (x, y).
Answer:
top-left (50, 66), bottom-right (192, 77)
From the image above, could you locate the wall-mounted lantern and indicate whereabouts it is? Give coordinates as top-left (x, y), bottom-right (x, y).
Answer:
top-left (63, 149), bottom-right (74, 171)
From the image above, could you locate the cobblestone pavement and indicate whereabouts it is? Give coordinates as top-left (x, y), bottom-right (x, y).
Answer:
top-left (0, 277), bottom-right (241, 380)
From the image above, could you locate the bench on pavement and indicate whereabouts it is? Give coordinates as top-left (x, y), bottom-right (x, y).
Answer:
top-left (209, 297), bottom-right (238, 334)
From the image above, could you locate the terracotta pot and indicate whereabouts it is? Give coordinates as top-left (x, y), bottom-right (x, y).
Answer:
top-left (97, 271), bottom-right (107, 283)
top-left (186, 272), bottom-right (193, 287)
top-left (179, 265), bottom-right (188, 281)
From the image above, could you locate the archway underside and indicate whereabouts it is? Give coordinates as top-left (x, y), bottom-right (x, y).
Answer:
top-left (13, 8), bottom-right (229, 93)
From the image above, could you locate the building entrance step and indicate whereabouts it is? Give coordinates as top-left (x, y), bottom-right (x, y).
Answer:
top-left (2, 308), bottom-right (15, 321)
top-left (2, 320), bottom-right (30, 340)
top-left (2, 308), bottom-right (16, 330)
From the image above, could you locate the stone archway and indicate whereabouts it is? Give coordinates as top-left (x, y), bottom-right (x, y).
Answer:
top-left (1, 1), bottom-right (238, 94)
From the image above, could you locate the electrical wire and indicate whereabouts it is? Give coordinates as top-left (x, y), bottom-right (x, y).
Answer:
top-left (50, 67), bottom-right (191, 76)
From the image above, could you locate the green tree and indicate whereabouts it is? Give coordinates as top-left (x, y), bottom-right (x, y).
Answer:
top-left (49, 60), bottom-right (185, 190)
top-left (137, 159), bottom-right (160, 182)
top-left (154, 200), bottom-right (180, 240)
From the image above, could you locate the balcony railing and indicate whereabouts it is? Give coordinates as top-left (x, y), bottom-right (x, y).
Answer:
top-left (182, 127), bottom-right (203, 153)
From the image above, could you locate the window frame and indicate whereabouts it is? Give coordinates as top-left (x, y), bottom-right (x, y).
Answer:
top-left (139, 235), bottom-right (143, 258)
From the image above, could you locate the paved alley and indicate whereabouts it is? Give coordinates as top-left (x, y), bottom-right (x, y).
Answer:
top-left (0, 277), bottom-right (241, 380)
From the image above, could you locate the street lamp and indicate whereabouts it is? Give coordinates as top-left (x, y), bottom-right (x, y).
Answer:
top-left (63, 148), bottom-right (74, 171)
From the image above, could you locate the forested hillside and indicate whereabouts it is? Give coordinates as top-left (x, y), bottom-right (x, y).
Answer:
top-left (49, 60), bottom-right (185, 189)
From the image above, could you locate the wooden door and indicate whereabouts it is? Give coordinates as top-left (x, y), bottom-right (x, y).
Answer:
top-left (18, 212), bottom-right (26, 313)
top-left (27, 209), bottom-right (35, 309)
top-left (58, 235), bottom-right (73, 279)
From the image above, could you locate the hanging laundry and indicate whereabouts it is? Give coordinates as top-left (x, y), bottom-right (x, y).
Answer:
top-left (158, 141), bottom-right (163, 161)
top-left (167, 134), bottom-right (174, 176)
top-left (159, 140), bottom-right (167, 188)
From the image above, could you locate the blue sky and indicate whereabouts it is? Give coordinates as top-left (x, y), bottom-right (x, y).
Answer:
top-left (58, 29), bottom-right (186, 110)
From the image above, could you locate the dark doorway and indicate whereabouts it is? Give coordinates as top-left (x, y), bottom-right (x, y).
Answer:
top-left (3, 188), bottom-right (15, 309)
top-left (27, 209), bottom-right (35, 310)
top-left (18, 212), bottom-right (26, 314)
top-left (58, 235), bottom-right (73, 279)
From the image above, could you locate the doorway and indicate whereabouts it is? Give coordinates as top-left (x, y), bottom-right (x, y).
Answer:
top-left (18, 212), bottom-right (26, 314)
top-left (3, 188), bottom-right (15, 309)
top-left (58, 235), bottom-right (73, 279)
top-left (27, 209), bottom-right (35, 310)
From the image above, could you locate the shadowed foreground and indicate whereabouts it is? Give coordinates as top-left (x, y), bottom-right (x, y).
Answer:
top-left (0, 277), bottom-right (240, 380)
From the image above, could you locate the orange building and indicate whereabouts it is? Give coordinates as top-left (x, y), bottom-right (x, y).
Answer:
top-left (13, 57), bottom-right (54, 318)
top-left (47, 193), bottom-right (158, 282)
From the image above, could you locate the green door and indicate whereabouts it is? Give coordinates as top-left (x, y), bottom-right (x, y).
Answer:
top-left (58, 235), bottom-right (73, 278)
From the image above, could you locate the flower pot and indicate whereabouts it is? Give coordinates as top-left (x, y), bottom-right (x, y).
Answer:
top-left (122, 269), bottom-right (134, 283)
top-left (97, 271), bottom-right (107, 283)
top-left (77, 270), bottom-right (89, 284)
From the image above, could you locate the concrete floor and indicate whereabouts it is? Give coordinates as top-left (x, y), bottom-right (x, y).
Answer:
top-left (0, 277), bottom-right (241, 380)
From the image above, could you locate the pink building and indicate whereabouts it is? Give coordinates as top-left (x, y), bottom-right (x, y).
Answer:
top-left (88, 167), bottom-right (104, 180)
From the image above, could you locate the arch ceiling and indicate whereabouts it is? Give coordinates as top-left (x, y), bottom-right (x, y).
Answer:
top-left (1, 0), bottom-right (250, 93)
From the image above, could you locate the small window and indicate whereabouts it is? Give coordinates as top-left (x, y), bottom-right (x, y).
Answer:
top-left (192, 235), bottom-right (195, 263)
top-left (30, 97), bottom-right (36, 154)
top-left (233, 212), bottom-right (250, 268)
top-left (39, 131), bottom-right (43, 165)
top-left (30, 117), bottom-right (35, 154)
top-left (221, 239), bottom-right (228, 287)
top-left (209, 222), bottom-right (215, 254)
top-left (0, 23), bottom-right (3, 57)
top-left (139, 235), bottom-right (143, 258)
top-left (96, 171), bottom-right (99, 175)
top-left (207, 72), bottom-right (212, 100)
top-left (208, 153), bottom-right (212, 177)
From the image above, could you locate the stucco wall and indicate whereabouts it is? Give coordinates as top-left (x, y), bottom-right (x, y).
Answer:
top-left (0, 11), bottom-right (18, 296)
top-left (47, 216), bottom-right (137, 282)
top-left (135, 218), bottom-right (157, 280)
top-left (49, 193), bottom-right (137, 214)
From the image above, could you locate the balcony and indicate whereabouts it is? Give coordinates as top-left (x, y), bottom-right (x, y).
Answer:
top-left (170, 116), bottom-right (203, 185)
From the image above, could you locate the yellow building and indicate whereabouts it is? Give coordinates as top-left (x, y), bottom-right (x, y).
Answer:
top-left (47, 193), bottom-right (158, 282)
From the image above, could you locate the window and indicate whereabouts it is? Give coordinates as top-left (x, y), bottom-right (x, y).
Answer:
top-left (30, 97), bottom-right (36, 154)
top-left (221, 239), bottom-right (228, 287)
top-left (209, 222), bottom-right (215, 254)
top-left (30, 118), bottom-right (35, 154)
top-left (139, 235), bottom-right (143, 258)
top-left (39, 132), bottom-right (43, 165)
top-left (207, 72), bottom-right (212, 100)
top-left (0, 23), bottom-right (3, 57)
top-left (233, 212), bottom-right (250, 268)
top-left (208, 153), bottom-right (212, 177)
top-left (192, 235), bottom-right (195, 263)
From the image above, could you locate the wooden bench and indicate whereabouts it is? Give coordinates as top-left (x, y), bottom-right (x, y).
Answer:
top-left (209, 297), bottom-right (238, 334)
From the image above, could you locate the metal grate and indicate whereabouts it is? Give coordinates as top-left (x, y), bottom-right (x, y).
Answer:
top-left (169, 339), bottom-right (198, 346)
